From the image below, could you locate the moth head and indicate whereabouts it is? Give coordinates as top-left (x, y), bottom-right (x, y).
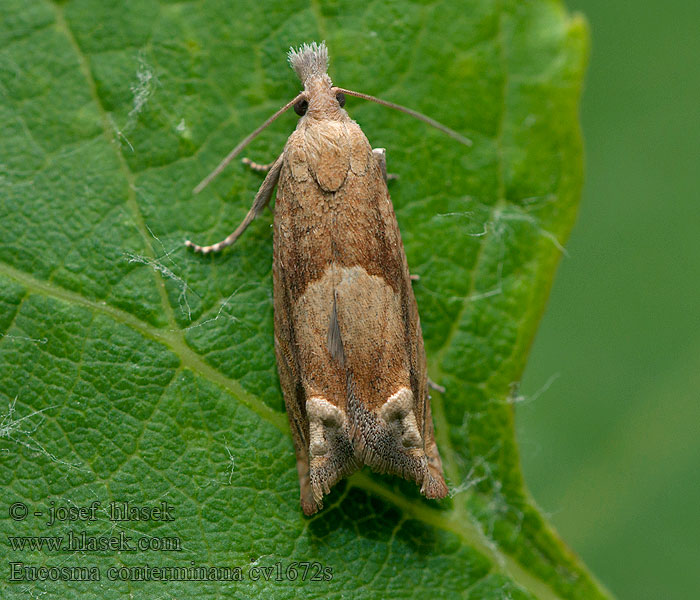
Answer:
top-left (193, 41), bottom-right (470, 195)
top-left (288, 41), bottom-right (347, 121)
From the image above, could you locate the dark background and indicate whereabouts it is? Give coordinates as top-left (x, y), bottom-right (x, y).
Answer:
top-left (518, 1), bottom-right (700, 598)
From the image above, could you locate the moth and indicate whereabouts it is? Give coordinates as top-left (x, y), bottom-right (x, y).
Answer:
top-left (187, 42), bottom-right (470, 515)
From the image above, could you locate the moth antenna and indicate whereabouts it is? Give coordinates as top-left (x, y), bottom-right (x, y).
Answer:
top-left (194, 92), bottom-right (306, 194)
top-left (333, 87), bottom-right (472, 147)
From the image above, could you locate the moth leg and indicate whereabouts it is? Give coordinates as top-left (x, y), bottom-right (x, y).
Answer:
top-left (185, 153), bottom-right (284, 254)
top-left (242, 157), bottom-right (276, 173)
top-left (242, 158), bottom-right (277, 212)
top-left (428, 378), bottom-right (446, 394)
top-left (372, 147), bottom-right (398, 182)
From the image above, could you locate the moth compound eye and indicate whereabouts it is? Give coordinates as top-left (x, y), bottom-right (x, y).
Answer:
top-left (336, 92), bottom-right (346, 108)
top-left (294, 98), bottom-right (308, 116)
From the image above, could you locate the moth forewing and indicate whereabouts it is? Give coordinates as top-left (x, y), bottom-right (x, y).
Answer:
top-left (188, 41), bottom-right (453, 515)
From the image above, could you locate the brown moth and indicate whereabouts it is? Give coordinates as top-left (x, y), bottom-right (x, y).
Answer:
top-left (187, 42), bottom-right (469, 515)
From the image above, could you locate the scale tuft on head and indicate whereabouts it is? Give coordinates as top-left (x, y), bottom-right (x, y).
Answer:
top-left (288, 41), bottom-right (329, 84)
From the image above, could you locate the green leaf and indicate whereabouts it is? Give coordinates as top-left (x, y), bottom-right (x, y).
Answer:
top-left (0, 1), bottom-right (607, 598)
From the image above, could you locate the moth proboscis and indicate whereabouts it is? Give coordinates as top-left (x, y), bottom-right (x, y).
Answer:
top-left (186, 42), bottom-right (470, 515)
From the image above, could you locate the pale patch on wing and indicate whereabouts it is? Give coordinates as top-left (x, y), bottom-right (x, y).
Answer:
top-left (307, 396), bottom-right (346, 458)
top-left (334, 266), bottom-right (406, 395)
top-left (378, 387), bottom-right (423, 449)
